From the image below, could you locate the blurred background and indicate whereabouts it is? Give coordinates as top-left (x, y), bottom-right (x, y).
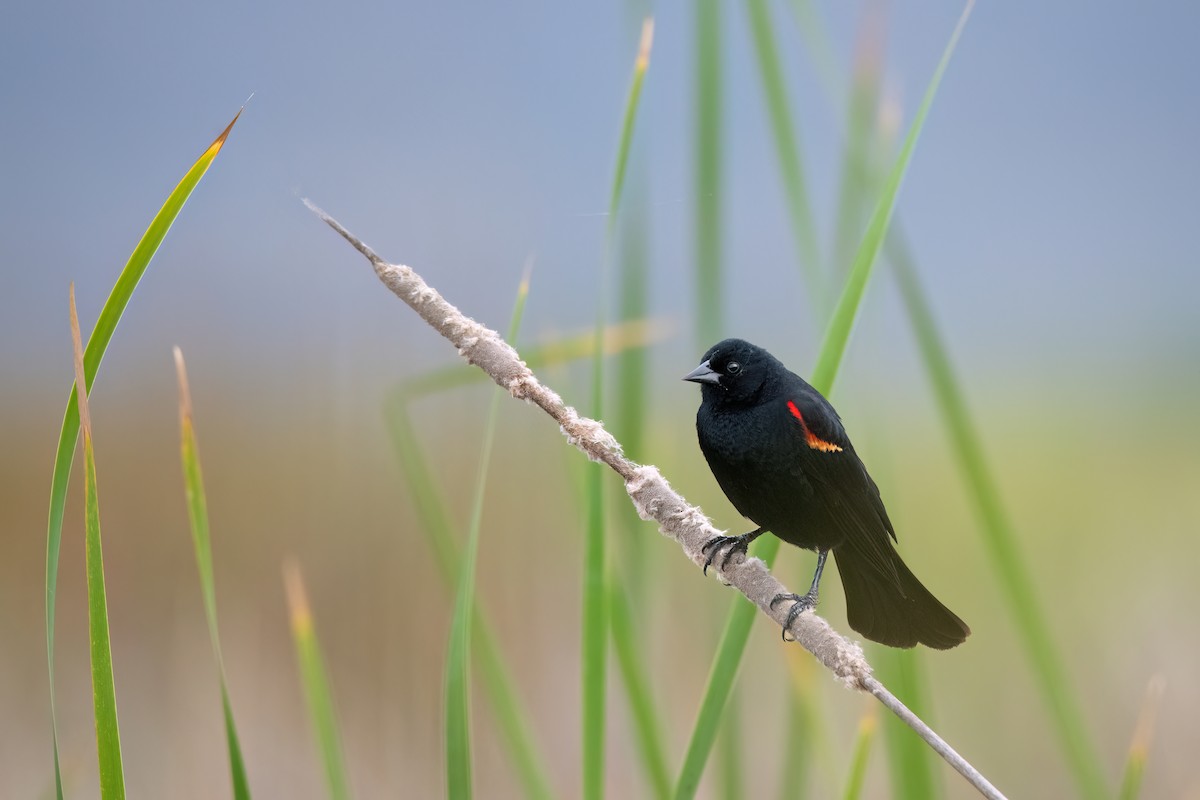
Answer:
top-left (2, 0), bottom-right (1199, 797)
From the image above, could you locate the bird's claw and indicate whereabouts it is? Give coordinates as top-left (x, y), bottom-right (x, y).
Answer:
top-left (770, 591), bottom-right (818, 641)
top-left (700, 534), bottom-right (750, 577)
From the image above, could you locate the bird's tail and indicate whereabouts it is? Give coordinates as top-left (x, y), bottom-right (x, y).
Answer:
top-left (833, 542), bottom-right (970, 650)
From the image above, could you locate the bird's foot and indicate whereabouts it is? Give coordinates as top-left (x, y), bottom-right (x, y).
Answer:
top-left (700, 531), bottom-right (758, 577)
top-left (770, 590), bottom-right (818, 642)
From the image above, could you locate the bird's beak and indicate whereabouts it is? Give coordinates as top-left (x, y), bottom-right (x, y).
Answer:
top-left (682, 360), bottom-right (722, 385)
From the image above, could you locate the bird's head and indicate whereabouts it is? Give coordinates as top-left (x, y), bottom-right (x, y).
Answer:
top-left (683, 338), bottom-right (777, 406)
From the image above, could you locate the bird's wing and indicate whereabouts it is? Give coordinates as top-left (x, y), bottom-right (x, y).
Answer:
top-left (783, 395), bottom-right (901, 585)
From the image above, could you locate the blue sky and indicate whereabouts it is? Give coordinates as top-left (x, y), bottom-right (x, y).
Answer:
top-left (2, 1), bottom-right (1198, 408)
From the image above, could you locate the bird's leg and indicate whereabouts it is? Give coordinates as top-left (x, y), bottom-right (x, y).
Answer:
top-left (770, 548), bottom-right (830, 641)
top-left (700, 527), bottom-right (766, 577)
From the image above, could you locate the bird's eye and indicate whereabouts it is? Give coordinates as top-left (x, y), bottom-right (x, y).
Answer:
top-left (726, 361), bottom-right (741, 375)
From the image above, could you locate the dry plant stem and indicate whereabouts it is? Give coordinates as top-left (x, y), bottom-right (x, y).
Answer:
top-left (306, 200), bottom-right (1008, 800)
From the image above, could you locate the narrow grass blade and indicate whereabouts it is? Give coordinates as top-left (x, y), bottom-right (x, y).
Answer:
top-left (670, 571), bottom-right (769, 800)
top-left (784, 0), bottom-right (843, 103)
top-left (831, 12), bottom-right (886, 278)
top-left (584, 318), bottom-right (608, 800)
top-left (717, 692), bottom-right (743, 800)
top-left (776, 649), bottom-right (821, 799)
top-left (609, 580), bottom-right (672, 800)
top-left (385, 408), bottom-right (463, 586)
top-left (775, 690), bottom-right (811, 799)
top-left (1117, 676), bottom-right (1165, 800)
top-left (811, 1), bottom-right (971, 393)
top-left (174, 348), bottom-right (252, 799)
top-left (584, 23), bottom-right (655, 799)
top-left (694, 0), bottom-right (724, 349)
top-left (888, 230), bottom-right (1109, 800)
top-left (445, 271), bottom-right (531, 800)
top-left (284, 561), bottom-right (353, 800)
top-left (564, 436), bottom-right (675, 799)
top-left (610, 330), bottom-right (675, 795)
top-left (473, 632), bottom-right (554, 800)
top-left (386, 404), bottom-right (554, 800)
top-left (45, 108), bottom-right (241, 794)
top-left (610, 19), bottom-right (674, 799)
top-left (840, 708), bottom-right (879, 800)
top-left (608, 19), bottom-right (654, 234)
top-left (581, 459), bottom-right (607, 800)
top-left (872, 646), bottom-right (939, 800)
top-left (674, 9), bottom-right (972, 797)
top-left (614, 190), bottom-right (652, 590)
top-left (745, 0), bottom-right (823, 296)
top-left (69, 286), bottom-right (126, 799)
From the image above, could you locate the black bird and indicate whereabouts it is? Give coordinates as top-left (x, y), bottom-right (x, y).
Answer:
top-left (684, 338), bottom-right (969, 649)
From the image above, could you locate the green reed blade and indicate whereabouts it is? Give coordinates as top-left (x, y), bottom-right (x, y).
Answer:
top-left (746, 0), bottom-right (823, 297)
top-left (784, 0), bottom-right (843, 102)
top-left (284, 562), bottom-right (353, 800)
top-left (694, 0), bottom-right (724, 349)
top-left (872, 646), bottom-right (939, 800)
top-left (840, 709), bottom-right (879, 800)
top-left (811, 2), bottom-right (971, 394)
top-left (1116, 676), bottom-right (1164, 800)
top-left (609, 580), bottom-right (672, 799)
top-left (386, 402), bottom-right (554, 800)
top-left (889, 230), bottom-right (1108, 800)
top-left (44, 108), bottom-right (240, 797)
top-left (175, 349), bottom-right (252, 799)
top-left (831, 13), bottom-right (886, 279)
top-left (584, 21), bottom-right (655, 799)
top-left (445, 271), bottom-right (531, 800)
top-left (69, 287), bottom-right (126, 800)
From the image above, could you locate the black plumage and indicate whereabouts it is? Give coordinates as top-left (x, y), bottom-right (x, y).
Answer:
top-left (684, 338), bottom-right (969, 650)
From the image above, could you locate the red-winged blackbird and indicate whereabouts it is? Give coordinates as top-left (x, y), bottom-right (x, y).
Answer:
top-left (684, 338), bottom-right (970, 649)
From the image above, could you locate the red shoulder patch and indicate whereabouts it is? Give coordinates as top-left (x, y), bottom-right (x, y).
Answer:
top-left (787, 400), bottom-right (844, 453)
